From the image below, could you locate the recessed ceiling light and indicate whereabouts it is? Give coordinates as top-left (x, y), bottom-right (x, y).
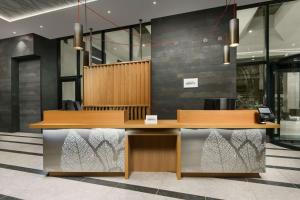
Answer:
top-left (113, 47), bottom-right (117, 50)
top-left (285, 53), bottom-right (289, 57)
top-left (252, 58), bottom-right (255, 61)
top-left (39, 25), bottom-right (44, 28)
top-left (292, 43), bottom-right (296, 47)
top-left (12, 31), bottom-right (16, 34)
top-left (153, 1), bottom-right (157, 5)
top-left (107, 10), bottom-right (111, 14)
top-left (248, 30), bottom-right (253, 33)
top-left (252, 55), bottom-right (255, 58)
top-left (142, 44), bottom-right (146, 47)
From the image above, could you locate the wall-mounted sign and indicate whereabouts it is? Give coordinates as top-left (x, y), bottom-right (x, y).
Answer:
top-left (183, 78), bottom-right (198, 88)
top-left (145, 115), bottom-right (158, 125)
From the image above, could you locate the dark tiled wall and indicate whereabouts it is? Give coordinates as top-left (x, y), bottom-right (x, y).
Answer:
top-left (19, 59), bottom-right (41, 133)
top-left (151, 6), bottom-right (237, 119)
top-left (0, 34), bottom-right (58, 132)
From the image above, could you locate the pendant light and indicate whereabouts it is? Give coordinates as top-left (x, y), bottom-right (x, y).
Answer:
top-left (74, 0), bottom-right (84, 50)
top-left (224, 1), bottom-right (230, 67)
top-left (74, 23), bottom-right (84, 50)
top-left (229, 0), bottom-right (239, 47)
top-left (224, 44), bottom-right (230, 65)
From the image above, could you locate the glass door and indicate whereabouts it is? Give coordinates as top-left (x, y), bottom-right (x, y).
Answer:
top-left (275, 71), bottom-right (300, 143)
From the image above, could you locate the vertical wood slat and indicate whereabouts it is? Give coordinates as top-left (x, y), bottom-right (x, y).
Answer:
top-left (136, 62), bottom-right (141, 105)
top-left (141, 62), bottom-right (145, 105)
top-left (83, 105), bottom-right (150, 120)
top-left (83, 60), bottom-right (150, 106)
top-left (83, 60), bottom-right (151, 119)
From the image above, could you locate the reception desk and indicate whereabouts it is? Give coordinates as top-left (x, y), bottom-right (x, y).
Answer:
top-left (30, 110), bottom-right (279, 179)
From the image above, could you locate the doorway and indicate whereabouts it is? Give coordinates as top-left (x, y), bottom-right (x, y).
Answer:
top-left (274, 70), bottom-right (300, 147)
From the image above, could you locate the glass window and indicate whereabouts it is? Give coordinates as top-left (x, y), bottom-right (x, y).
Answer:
top-left (105, 29), bottom-right (130, 64)
top-left (62, 81), bottom-right (76, 101)
top-left (236, 64), bottom-right (266, 109)
top-left (132, 25), bottom-right (151, 60)
top-left (237, 7), bottom-right (266, 62)
top-left (60, 38), bottom-right (77, 76)
top-left (275, 71), bottom-right (300, 140)
top-left (80, 33), bottom-right (103, 74)
top-left (269, 1), bottom-right (300, 60)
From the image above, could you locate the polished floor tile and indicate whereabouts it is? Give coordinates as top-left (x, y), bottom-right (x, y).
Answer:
top-left (0, 132), bottom-right (42, 138)
top-left (277, 169), bottom-right (300, 184)
top-left (0, 151), bottom-right (42, 170)
top-left (0, 132), bottom-right (300, 200)
top-left (255, 168), bottom-right (293, 183)
top-left (267, 149), bottom-right (300, 158)
top-left (0, 135), bottom-right (42, 144)
top-left (160, 177), bottom-right (257, 200)
top-left (98, 172), bottom-right (165, 189)
top-left (267, 157), bottom-right (300, 168)
top-left (0, 142), bottom-right (42, 154)
top-left (266, 143), bottom-right (287, 150)
top-left (249, 181), bottom-right (300, 200)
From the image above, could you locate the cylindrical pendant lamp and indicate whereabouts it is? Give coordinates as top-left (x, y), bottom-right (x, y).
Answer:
top-left (229, 18), bottom-right (239, 47)
top-left (229, 1), bottom-right (239, 47)
top-left (224, 45), bottom-right (230, 65)
top-left (74, 22), bottom-right (84, 50)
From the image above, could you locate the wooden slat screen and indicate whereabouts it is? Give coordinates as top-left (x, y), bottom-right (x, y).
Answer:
top-left (83, 105), bottom-right (150, 120)
top-left (83, 60), bottom-right (151, 120)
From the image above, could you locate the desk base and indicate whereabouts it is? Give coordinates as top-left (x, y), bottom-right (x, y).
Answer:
top-left (125, 129), bottom-right (181, 179)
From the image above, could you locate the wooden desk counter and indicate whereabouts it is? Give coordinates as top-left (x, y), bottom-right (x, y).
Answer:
top-left (32, 110), bottom-right (279, 179)
top-left (30, 110), bottom-right (279, 129)
top-left (30, 119), bottom-right (279, 129)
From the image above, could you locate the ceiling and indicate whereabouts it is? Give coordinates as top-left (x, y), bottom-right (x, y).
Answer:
top-left (0, 0), bottom-right (270, 40)
top-left (0, 0), bottom-right (97, 21)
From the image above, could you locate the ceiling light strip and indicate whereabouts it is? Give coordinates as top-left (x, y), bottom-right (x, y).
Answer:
top-left (0, 0), bottom-right (97, 22)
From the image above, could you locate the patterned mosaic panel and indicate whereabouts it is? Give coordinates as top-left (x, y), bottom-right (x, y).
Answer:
top-left (44, 129), bottom-right (125, 172)
top-left (181, 129), bottom-right (266, 173)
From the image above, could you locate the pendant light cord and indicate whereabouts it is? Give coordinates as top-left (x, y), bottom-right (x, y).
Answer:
top-left (227, 0), bottom-right (229, 44)
top-left (85, 0), bottom-right (88, 33)
top-left (77, 0), bottom-right (80, 22)
top-left (233, 0), bottom-right (237, 18)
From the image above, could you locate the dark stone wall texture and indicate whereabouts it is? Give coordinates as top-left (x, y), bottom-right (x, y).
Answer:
top-left (0, 34), bottom-right (58, 132)
top-left (151, 6), bottom-right (237, 119)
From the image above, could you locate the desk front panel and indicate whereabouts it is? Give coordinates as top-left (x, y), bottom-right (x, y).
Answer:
top-left (181, 129), bottom-right (265, 173)
top-left (43, 128), bottom-right (125, 173)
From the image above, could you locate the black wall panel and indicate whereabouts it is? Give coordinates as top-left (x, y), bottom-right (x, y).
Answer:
top-left (19, 59), bottom-right (41, 133)
top-left (151, 6), bottom-right (237, 119)
top-left (0, 34), bottom-right (58, 132)
top-left (0, 35), bottom-right (34, 131)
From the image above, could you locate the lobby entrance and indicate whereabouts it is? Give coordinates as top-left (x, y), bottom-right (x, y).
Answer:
top-left (274, 55), bottom-right (300, 148)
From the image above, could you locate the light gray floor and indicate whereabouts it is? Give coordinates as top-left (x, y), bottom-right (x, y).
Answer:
top-left (0, 132), bottom-right (300, 200)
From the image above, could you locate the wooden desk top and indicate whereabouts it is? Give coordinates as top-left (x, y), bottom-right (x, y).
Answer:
top-left (30, 120), bottom-right (279, 129)
top-left (30, 110), bottom-right (280, 129)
